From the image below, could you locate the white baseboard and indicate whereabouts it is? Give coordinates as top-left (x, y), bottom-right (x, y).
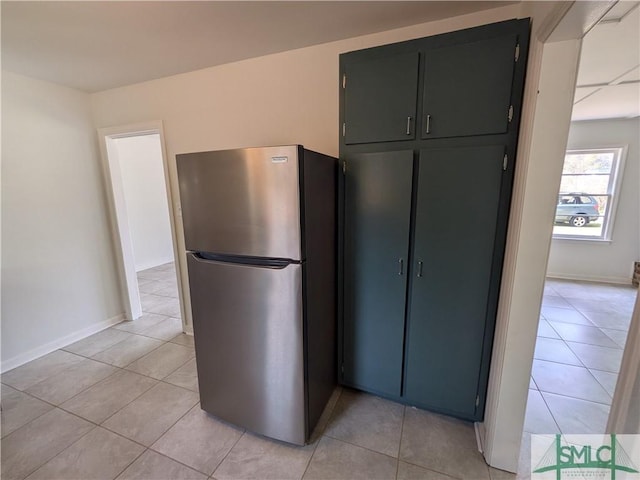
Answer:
top-left (474, 422), bottom-right (484, 453)
top-left (546, 272), bottom-right (632, 286)
top-left (1, 314), bottom-right (125, 373)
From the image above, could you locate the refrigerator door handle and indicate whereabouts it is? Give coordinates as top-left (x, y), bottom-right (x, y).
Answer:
top-left (189, 252), bottom-right (294, 269)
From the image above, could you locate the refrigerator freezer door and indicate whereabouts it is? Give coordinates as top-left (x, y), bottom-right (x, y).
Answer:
top-left (177, 146), bottom-right (302, 260)
top-left (187, 252), bottom-right (307, 445)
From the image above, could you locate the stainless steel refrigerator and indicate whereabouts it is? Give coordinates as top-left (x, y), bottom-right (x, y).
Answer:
top-left (176, 145), bottom-right (337, 445)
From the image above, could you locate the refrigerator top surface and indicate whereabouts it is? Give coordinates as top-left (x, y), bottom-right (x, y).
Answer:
top-left (177, 145), bottom-right (303, 260)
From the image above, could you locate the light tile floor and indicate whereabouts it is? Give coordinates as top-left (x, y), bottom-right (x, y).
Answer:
top-left (518, 278), bottom-right (636, 478)
top-left (1, 266), bottom-right (636, 480)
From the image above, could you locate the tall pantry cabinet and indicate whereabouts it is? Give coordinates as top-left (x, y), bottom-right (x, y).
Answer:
top-left (339, 19), bottom-right (530, 421)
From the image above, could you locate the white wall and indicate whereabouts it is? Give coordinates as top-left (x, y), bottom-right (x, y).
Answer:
top-left (115, 134), bottom-right (174, 272)
top-left (482, 32), bottom-right (583, 471)
top-left (1, 71), bottom-right (122, 371)
top-left (547, 117), bottom-right (640, 284)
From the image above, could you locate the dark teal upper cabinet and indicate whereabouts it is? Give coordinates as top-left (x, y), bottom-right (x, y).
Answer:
top-left (342, 150), bottom-right (413, 396)
top-left (344, 53), bottom-right (419, 145)
top-left (421, 35), bottom-right (518, 139)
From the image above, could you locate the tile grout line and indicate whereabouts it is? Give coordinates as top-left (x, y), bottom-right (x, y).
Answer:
top-left (1, 264), bottom-right (182, 475)
top-left (6, 398), bottom-right (152, 479)
top-left (559, 337), bottom-right (589, 370)
top-left (531, 357), bottom-right (614, 405)
top-left (320, 432), bottom-right (402, 461)
top-left (8, 340), bottom-right (193, 437)
top-left (0, 384), bottom-right (55, 440)
top-left (58, 359), bottom-right (189, 430)
top-left (96, 380), bottom-right (197, 438)
top-left (40, 423), bottom-right (150, 480)
top-left (534, 386), bottom-right (612, 407)
top-left (124, 343), bottom-right (195, 380)
top-left (542, 329), bottom-right (624, 350)
top-left (210, 430), bottom-right (247, 479)
top-left (530, 355), bottom-right (586, 369)
top-left (537, 388), bottom-right (564, 435)
top-left (139, 400), bottom-right (210, 472)
top-left (395, 405), bottom-right (406, 480)
top-left (112, 447), bottom-right (148, 479)
top-left (563, 340), bottom-right (623, 374)
top-left (299, 387), bottom-right (344, 480)
top-left (13, 423), bottom-right (98, 480)
top-left (142, 403), bottom-right (231, 478)
top-left (142, 448), bottom-right (211, 478)
top-left (585, 368), bottom-right (616, 401)
top-left (398, 456), bottom-right (465, 479)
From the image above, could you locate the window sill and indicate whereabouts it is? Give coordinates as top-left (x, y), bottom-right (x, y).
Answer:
top-left (552, 235), bottom-right (612, 244)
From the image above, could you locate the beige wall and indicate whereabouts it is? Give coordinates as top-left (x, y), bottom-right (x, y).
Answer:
top-left (91, 4), bottom-right (522, 155)
top-left (91, 1), bottom-right (522, 330)
top-left (1, 71), bottom-right (122, 370)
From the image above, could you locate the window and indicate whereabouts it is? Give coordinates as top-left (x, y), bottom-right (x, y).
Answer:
top-left (553, 147), bottom-right (625, 240)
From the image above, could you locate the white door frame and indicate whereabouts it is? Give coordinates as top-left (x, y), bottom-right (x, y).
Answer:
top-left (482, 0), bottom-right (630, 472)
top-left (97, 121), bottom-right (184, 328)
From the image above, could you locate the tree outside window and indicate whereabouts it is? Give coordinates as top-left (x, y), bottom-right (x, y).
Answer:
top-left (553, 148), bottom-right (625, 240)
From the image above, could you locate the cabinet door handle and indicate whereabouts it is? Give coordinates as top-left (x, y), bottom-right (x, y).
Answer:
top-left (406, 116), bottom-right (412, 135)
top-left (398, 258), bottom-right (404, 276)
top-left (425, 114), bottom-right (431, 134)
top-left (417, 261), bottom-right (423, 278)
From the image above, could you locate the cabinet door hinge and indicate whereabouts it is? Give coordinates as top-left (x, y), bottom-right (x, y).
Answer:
top-left (342, 160), bottom-right (347, 174)
top-left (515, 43), bottom-right (520, 62)
top-left (508, 105), bottom-right (514, 123)
top-left (342, 122), bottom-right (346, 137)
top-left (503, 154), bottom-right (508, 171)
top-left (342, 74), bottom-right (346, 89)
top-left (475, 395), bottom-right (480, 407)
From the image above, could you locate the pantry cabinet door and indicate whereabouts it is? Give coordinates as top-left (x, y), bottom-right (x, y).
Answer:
top-left (342, 150), bottom-right (413, 397)
top-left (404, 145), bottom-right (505, 418)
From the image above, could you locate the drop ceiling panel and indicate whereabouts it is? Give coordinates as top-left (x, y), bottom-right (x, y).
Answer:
top-left (576, 5), bottom-right (640, 86)
top-left (572, 83), bottom-right (640, 121)
top-left (574, 86), bottom-right (601, 103)
top-left (616, 65), bottom-right (640, 83)
top-left (601, 1), bottom-right (639, 21)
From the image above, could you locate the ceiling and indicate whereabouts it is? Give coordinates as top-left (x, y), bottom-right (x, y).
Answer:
top-left (1, 1), bottom-right (511, 93)
top-left (572, 1), bottom-right (640, 121)
top-left (3, 1), bottom-right (637, 121)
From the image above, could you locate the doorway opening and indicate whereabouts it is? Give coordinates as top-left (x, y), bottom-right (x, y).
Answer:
top-left (518, 2), bottom-right (639, 474)
top-left (98, 123), bottom-right (185, 336)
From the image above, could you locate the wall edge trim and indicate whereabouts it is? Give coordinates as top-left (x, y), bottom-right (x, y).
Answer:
top-left (546, 273), bottom-right (632, 286)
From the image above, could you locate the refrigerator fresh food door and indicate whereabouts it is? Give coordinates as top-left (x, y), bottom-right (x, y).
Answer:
top-left (186, 252), bottom-right (307, 445)
top-left (177, 146), bottom-right (302, 260)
